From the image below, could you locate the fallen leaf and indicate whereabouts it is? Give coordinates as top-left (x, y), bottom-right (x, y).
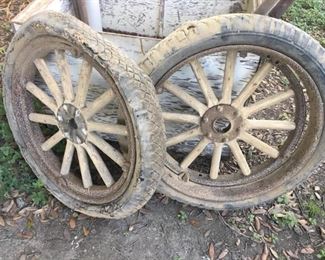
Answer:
top-left (261, 244), bottom-right (269, 260)
top-left (69, 217), bottom-right (77, 229)
top-left (270, 248), bottom-right (279, 259)
top-left (315, 192), bottom-right (321, 200)
top-left (254, 217), bottom-right (261, 232)
top-left (314, 186), bottom-right (320, 191)
top-left (208, 242), bottom-right (215, 260)
top-left (301, 246), bottom-right (314, 254)
top-left (217, 248), bottom-right (229, 259)
top-left (286, 249), bottom-right (299, 259)
top-left (203, 210), bottom-right (213, 220)
top-left (0, 215), bottom-right (5, 227)
top-left (320, 226), bottom-right (325, 239)
top-left (236, 238), bottom-right (241, 246)
top-left (190, 219), bottom-right (200, 227)
top-left (17, 231), bottom-right (33, 239)
top-left (128, 225), bottom-right (134, 232)
top-left (19, 254), bottom-right (27, 260)
top-left (83, 226), bottom-right (90, 237)
top-left (253, 208), bottom-right (267, 215)
top-left (204, 230), bottom-right (211, 238)
top-left (2, 200), bottom-right (15, 213)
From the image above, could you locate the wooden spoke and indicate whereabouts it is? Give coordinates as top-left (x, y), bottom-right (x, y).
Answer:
top-left (26, 82), bottom-right (57, 113)
top-left (220, 50), bottom-right (237, 104)
top-left (41, 131), bottom-right (64, 151)
top-left (34, 58), bottom-right (63, 106)
top-left (210, 143), bottom-right (223, 180)
top-left (180, 138), bottom-right (210, 169)
top-left (233, 62), bottom-right (273, 107)
top-left (75, 145), bottom-right (93, 188)
top-left (243, 90), bottom-right (295, 116)
top-left (88, 133), bottom-right (126, 167)
top-left (245, 119), bottom-right (296, 131)
top-left (164, 82), bottom-right (208, 116)
top-left (83, 89), bottom-right (115, 119)
top-left (162, 112), bottom-right (201, 125)
top-left (190, 60), bottom-right (218, 107)
top-left (29, 113), bottom-right (57, 126)
top-left (60, 141), bottom-right (75, 175)
top-left (88, 122), bottom-right (128, 136)
top-left (83, 143), bottom-right (115, 187)
top-left (166, 127), bottom-right (202, 147)
top-left (239, 132), bottom-right (279, 158)
top-left (228, 141), bottom-right (251, 176)
top-left (55, 50), bottom-right (74, 102)
top-left (75, 59), bottom-right (93, 108)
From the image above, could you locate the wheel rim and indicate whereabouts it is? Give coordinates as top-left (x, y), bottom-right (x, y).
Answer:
top-left (11, 38), bottom-right (137, 204)
top-left (156, 45), bottom-right (322, 192)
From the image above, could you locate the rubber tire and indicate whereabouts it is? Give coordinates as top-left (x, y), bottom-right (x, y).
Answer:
top-left (3, 11), bottom-right (165, 219)
top-left (140, 14), bottom-right (325, 210)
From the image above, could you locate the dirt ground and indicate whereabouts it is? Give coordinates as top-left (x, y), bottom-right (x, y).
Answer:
top-left (0, 1), bottom-right (324, 260)
top-left (0, 190), bottom-right (321, 260)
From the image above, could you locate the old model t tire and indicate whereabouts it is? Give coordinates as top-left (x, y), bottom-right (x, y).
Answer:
top-left (3, 12), bottom-right (165, 219)
top-left (140, 14), bottom-right (325, 210)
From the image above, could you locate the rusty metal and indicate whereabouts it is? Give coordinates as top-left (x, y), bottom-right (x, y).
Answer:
top-left (255, 0), bottom-right (295, 18)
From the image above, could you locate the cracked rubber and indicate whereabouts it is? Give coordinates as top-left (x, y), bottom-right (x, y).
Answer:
top-left (3, 12), bottom-right (165, 219)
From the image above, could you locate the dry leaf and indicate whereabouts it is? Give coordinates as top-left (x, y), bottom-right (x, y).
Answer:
top-left (203, 210), bottom-right (213, 220)
top-left (83, 226), bottom-right (90, 237)
top-left (208, 242), bottom-right (215, 260)
top-left (270, 248), bottom-right (279, 259)
top-left (253, 208), bottom-right (267, 215)
top-left (261, 244), bottom-right (269, 260)
top-left (17, 231), bottom-right (33, 239)
top-left (286, 249), bottom-right (299, 259)
top-left (0, 215), bottom-right (5, 227)
top-left (204, 230), bottom-right (211, 238)
top-left (314, 186), bottom-right (320, 191)
top-left (236, 238), bottom-right (241, 246)
top-left (315, 192), bottom-right (321, 200)
top-left (128, 225), bottom-right (134, 232)
top-left (2, 200), bottom-right (15, 213)
top-left (190, 219), bottom-right (200, 227)
top-left (301, 247), bottom-right (314, 254)
top-left (217, 248), bottom-right (229, 259)
top-left (19, 254), bottom-right (27, 260)
top-left (320, 226), bottom-right (325, 239)
top-left (254, 217), bottom-right (261, 232)
top-left (69, 217), bottom-right (77, 229)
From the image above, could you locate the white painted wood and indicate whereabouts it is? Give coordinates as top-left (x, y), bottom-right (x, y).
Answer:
top-left (12, 0), bottom-right (74, 31)
top-left (100, 0), bottom-right (161, 37)
top-left (163, 0), bottom-right (243, 36)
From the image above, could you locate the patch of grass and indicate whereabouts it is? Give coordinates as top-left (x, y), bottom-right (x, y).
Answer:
top-left (272, 211), bottom-right (298, 229)
top-left (285, 0), bottom-right (325, 46)
top-left (317, 248), bottom-right (325, 259)
top-left (177, 210), bottom-right (188, 222)
top-left (0, 85), bottom-right (48, 206)
top-left (303, 199), bottom-right (325, 225)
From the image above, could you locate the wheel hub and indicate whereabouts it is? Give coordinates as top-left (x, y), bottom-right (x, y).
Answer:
top-left (201, 105), bottom-right (243, 143)
top-left (57, 104), bottom-right (87, 144)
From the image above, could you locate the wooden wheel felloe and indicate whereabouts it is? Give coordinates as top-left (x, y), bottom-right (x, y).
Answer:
top-left (140, 14), bottom-right (325, 210)
top-left (3, 12), bottom-right (165, 219)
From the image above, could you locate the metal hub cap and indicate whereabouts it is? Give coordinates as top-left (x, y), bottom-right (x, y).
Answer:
top-left (57, 104), bottom-right (87, 144)
top-left (201, 105), bottom-right (242, 143)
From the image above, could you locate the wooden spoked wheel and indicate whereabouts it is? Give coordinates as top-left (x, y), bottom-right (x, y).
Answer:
top-left (4, 12), bottom-right (164, 218)
top-left (28, 51), bottom-right (131, 194)
top-left (141, 14), bottom-right (325, 210)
